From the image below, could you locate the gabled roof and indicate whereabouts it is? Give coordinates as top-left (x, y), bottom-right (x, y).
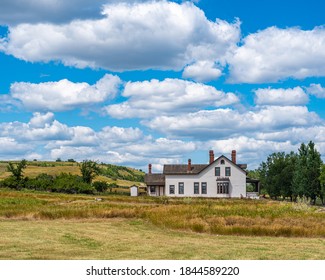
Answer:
top-left (144, 174), bottom-right (165, 186)
top-left (163, 164), bottom-right (207, 175)
top-left (163, 155), bottom-right (247, 176)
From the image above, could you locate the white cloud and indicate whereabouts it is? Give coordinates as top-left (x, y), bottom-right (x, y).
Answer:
top-left (97, 126), bottom-right (144, 145)
top-left (0, 137), bottom-right (31, 158)
top-left (0, 112), bottom-right (72, 141)
top-left (144, 106), bottom-right (321, 138)
top-left (305, 83), bottom-right (325, 98)
top-left (0, 0), bottom-right (107, 25)
top-left (254, 87), bottom-right (309, 106)
top-left (255, 126), bottom-right (325, 143)
top-left (50, 137), bottom-right (197, 166)
top-left (206, 136), bottom-right (299, 169)
top-left (182, 60), bottom-right (222, 82)
top-left (9, 74), bottom-right (121, 111)
top-left (0, 94), bottom-right (21, 112)
top-left (0, 112), bottom-right (197, 168)
top-left (105, 78), bottom-right (239, 118)
top-left (1, 1), bottom-right (240, 71)
top-left (124, 138), bottom-right (196, 157)
top-left (29, 112), bottom-right (55, 128)
top-left (228, 26), bottom-right (325, 83)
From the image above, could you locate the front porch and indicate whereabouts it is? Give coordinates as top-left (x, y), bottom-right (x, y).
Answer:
top-left (148, 185), bottom-right (165, 196)
top-left (246, 177), bottom-right (260, 199)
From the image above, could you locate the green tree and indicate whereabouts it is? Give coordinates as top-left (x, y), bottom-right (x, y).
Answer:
top-left (320, 164), bottom-right (325, 205)
top-left (7, 159), bottom-right (27, 182)
top-left (293, 141), bottom-right (322, 204)
top-left (259, 153), bottom-right (284, 199)
top-left (292, 143), bottom-right (308, 200)
top-left (79, 160), bottom-right (100, 184)
top-left (281, 152), bottom-right (297, 200)
top-left (305, 141), bottom-right (322, 204)
top-left (5, 159), bottom-right (28, 189)
top-left (258, 152), bottom-right (296, 200)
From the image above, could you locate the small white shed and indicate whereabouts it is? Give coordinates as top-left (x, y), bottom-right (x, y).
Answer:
top-left (130, 185), bottom-right (138, 196)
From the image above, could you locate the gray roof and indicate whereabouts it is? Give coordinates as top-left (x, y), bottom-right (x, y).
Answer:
top-left (163, 164), bottom-right (207, 175)
top-left (144, 174), bottom-right (165, 186)
top-left (145, 155), bottom-right (247, 184)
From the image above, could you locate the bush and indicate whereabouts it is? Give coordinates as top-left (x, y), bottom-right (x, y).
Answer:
top-left (52, 173), bottom-right (95, 194)
top-left (0, 177), bottom-right (27, 190)
top-left (107, 183), bottom-right (118, 192)
top-left (26, 173), bottom-right (54, 191)
top-left (93, 181), bottom-right (108, 192)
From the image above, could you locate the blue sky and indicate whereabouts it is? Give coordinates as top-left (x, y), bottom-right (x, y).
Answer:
top-left (0, 0), bottom-right (325, 171)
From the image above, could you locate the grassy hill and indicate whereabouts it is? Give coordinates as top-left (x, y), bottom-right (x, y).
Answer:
top-left (0, 160), bottom-right (145, 189)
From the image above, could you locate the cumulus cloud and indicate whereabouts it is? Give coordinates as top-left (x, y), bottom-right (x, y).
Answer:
top-left (305, 83), bottom-right (325, 98)
top-left (143, 106), bottom-right (321, 138)
top-left (0, 137), bottom-right (31, 157)
top-left (228, 26), bottom-right (325, 83)
top-left (0, 112), bottom-right (72, 141)
top-left (0, 112), bottom-right (197, 168)
top-left (255, 126), bottom-right (325, 144)
top-left (0, 94), bottom-right (21, 112)
top-left (0, 1), bottom-right (240, 71)
top-left (123, 138), bottom-right (196, 157)
top-left (182, 60), bottom-right (222, 82)
top-left (105, 78), bottom-right (239, 118)
top-left (0, 0), bottom-right (173, 26)
top-left (206, 136), bottom-right (299, 169)
top-left (254, 87), bottom-right (309, 106)
top-left (0, 0), bottom-right (107, 25)
top-left (9, 74), bottom-right (121, 111)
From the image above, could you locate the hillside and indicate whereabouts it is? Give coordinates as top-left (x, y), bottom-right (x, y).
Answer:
top-left (0, 160), bottom-right (145, 187)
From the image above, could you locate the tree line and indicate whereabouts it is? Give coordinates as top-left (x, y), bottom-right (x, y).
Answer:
top-left (0, 160), bottom-right (109, 194)
top-left (257, 141), bottom-right (325, 204)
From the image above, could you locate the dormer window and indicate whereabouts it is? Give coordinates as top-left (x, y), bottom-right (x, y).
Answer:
top-left (220, 159), bottom-right (225, 165)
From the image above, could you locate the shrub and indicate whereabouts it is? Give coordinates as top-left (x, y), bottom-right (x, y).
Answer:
top-left (107, 183), bottom-right (117, 192)
top-left (52, 173), bottom-right (95, 194)
top-left (26, 173), bottom-right (54, 191)
top-left (0, 177), bottom-right (27, 190)
top-left (93, 181), bottom-right (108, 193)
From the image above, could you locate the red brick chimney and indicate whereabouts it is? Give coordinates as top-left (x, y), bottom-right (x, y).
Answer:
top-left (187, 159), bottom-right (192, 172)
top-left (148, 163), bottom-right (152, 174)
top-left (231, 150), bottom-right (236, 164)
top-left (209, 150), bottom-right (214, 164)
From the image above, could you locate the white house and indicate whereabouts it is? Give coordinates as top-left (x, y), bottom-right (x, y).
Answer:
top-left (145, 150), bottom-right (258, 198)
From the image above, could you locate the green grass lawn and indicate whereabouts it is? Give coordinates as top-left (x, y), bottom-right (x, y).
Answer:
top-left (0, 189), bottom-right (324, 259)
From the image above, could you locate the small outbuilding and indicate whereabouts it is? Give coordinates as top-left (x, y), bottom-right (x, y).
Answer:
top-left (130, 185), bottom-right (138, 197)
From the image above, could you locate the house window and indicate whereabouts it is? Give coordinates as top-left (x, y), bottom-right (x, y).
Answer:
top-left (220, 159), bottom-right (225, 165)
top-left (201, 182), bottom-right (207, 194)
top-left (150, 186), bottom-right (156, 193)
top-left (194, 182), bottom-right (199, 194)
top-left (217, 182), bottom-right (229, 194)
top-left (215, 167), bottom-right (220, 176)
top-left (169, 185), bottom-right (175, 194)
top-left (178, 182), bottom-right (184, 194)
top-left (225, 167), bottom-right (231, 176)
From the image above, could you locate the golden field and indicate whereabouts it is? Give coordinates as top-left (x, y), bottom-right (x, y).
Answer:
top-left (0, 188), bottom-right (324, 259)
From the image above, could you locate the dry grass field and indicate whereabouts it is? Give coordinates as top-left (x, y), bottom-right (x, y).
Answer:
top-left (1, 219), bottom-right (324, 260)
top-left (0, 188), bottom-right (324, 259)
